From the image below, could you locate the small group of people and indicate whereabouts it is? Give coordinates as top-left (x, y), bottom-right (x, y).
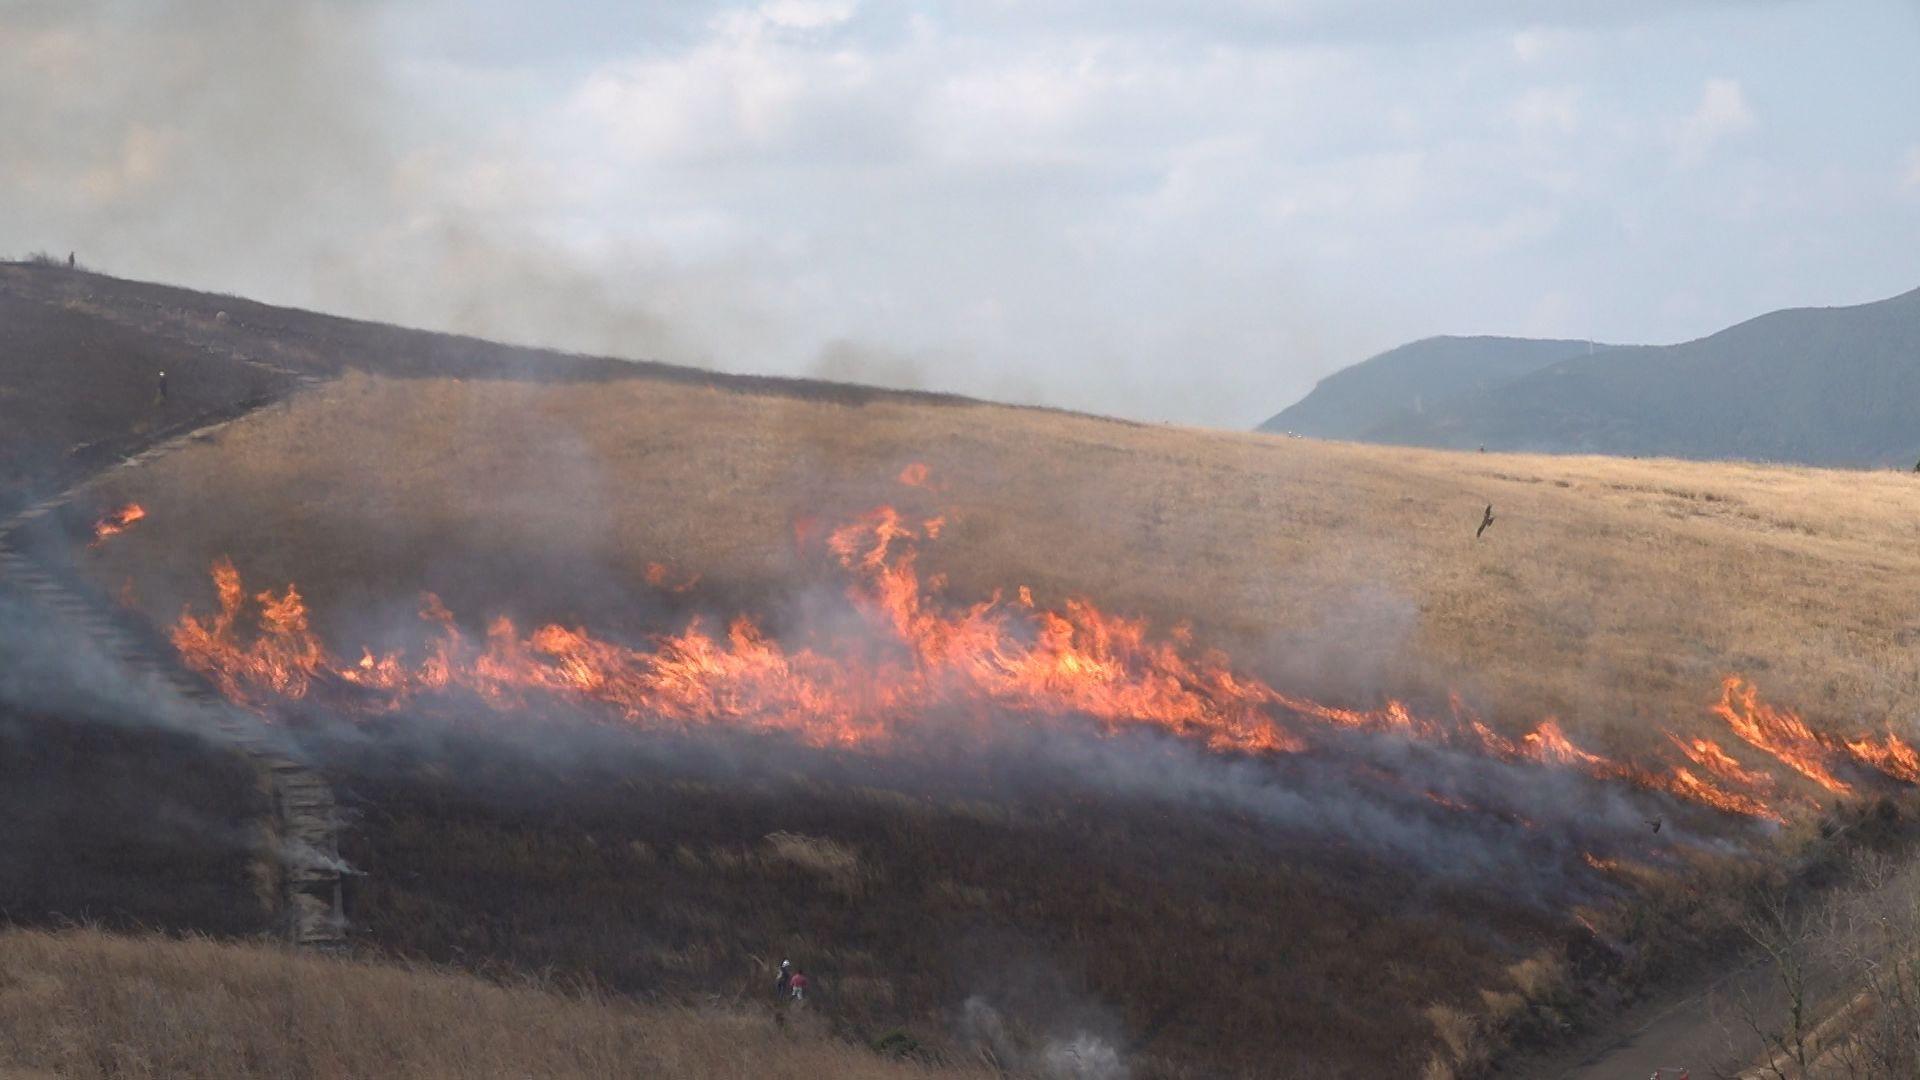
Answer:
top-left (775, 959), bottom-right (810, 1003)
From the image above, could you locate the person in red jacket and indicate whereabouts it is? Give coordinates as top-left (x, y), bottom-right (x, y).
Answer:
top-left (788, 970), bottom-right (810, 1002)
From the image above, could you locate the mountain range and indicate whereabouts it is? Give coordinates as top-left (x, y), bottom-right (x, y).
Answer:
top-left (1261, 287), bottom-right (1920, 467)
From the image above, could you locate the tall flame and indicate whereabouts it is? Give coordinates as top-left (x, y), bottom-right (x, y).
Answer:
top-left (1711, 675), bottom-right (1920, 794)
top-left (169, 507), bottom-right (1918, 825)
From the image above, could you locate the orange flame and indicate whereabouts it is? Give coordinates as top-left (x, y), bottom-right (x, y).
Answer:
top-left (168, 509), bottom-right (1919, 825)
top-left (1669, 734), bottom-right (1772, 790)
top-left (172, 558), bottom-right (326, 703)
top-left (1710, 676), bottom-right (1853, 794)
top-left (898, 463), bottom-right (931, 487)
top-left (176, 508), bottom-right (1307, 754)
top-left (1844, 733), bottom-right (1920, 786)
top-left (1708, 675), bottom-right (1920, 798)
top-left (90, 503), bottom-right (147, 547)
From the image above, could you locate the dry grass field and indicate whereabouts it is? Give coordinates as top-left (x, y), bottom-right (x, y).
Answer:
top-left (31, 363), bottom-right (1920, 1076)
top-left (12, 262), bottom-right (1920, 1075)
top-left (74, 368), bottom-right (1920, 756)
top-left (0, 926), bottom-right (987, 1080)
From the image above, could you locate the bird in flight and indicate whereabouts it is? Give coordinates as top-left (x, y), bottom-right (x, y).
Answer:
top-left (1476, 504), bottom-right (1494, 539)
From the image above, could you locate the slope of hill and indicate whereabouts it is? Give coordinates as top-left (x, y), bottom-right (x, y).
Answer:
top-left (1390, 288), bottom-right (1920, 465)
top-left (62, 365), bottom-right (1920, 1075)
top-left (1259, 335), bottom-right (1597, 438)
top-left (1265, 287), bottom-right (1920, 466)
top-left (9, 261), bottom-right (1920, 1077)
top-left (0, 702), bottom-right (270, 936)
top-left (71, 369), bottom-right (1920, 749)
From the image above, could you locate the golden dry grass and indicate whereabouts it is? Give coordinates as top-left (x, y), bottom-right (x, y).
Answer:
top-left (0, 926), bottom-right (983, 1080)
top-left (51, 364), bottom-right (1920, 1076)
top-left (81, 369), bottom-right (1920, 758)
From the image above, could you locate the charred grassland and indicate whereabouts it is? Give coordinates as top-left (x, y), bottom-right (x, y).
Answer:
top-left (44, 356), bottom-right (1920, 1077)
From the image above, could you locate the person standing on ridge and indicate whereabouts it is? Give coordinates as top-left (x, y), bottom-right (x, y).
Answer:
top-left (776, 959), bottom-right (793, 999)
top-left (789, 969), bottom-right (809, 1003)
top-left (155, 369), bottom-right (168, 405)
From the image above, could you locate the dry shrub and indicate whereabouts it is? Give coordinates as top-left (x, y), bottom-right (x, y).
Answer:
top-left (1506, 953), bottom-right (1568, 1002)
top-left (1424, 1003), bottom-right (1488, 1076)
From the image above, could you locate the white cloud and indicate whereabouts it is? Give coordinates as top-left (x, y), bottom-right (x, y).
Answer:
top-left (1446, 205), bottom-right (1563, 257)
top-left (1668, 77), bottom-right (1756, 165)
top-left (715, 0), bottom-right (858, 36)
top-left (922, 50), bottom-right (1118, 167)
top-left (1509, 86), bottom-right (1581, 135)
top-left (1510, 27), bottom-right (1572, 63)
top-left (566, 9), bottom-right (881, 166)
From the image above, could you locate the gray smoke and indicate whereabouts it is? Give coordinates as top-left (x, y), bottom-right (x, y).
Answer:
top-left (0, 0), bottom-right (1336, 424)
top-left (0, 589), bottom-right (200, 732)
top-left (0, 0), bottom-right (728, 372)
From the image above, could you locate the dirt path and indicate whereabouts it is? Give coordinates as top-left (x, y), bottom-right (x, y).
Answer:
top-left (0, 288), bottom-right (346, 947)
top-left (1520, 957), bottom-right (1782, 1079)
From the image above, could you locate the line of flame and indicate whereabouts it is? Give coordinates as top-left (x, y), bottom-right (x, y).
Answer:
top-left (170, 507), bottom-right (1914, 824)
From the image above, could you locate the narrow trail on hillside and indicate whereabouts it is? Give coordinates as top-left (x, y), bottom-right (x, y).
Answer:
top-left (0, 281), bottom-right (346, 947)
top-left (1513, 958), bottom-right (1779, 1079)
top-left (1512, 816), bottom-right (1904, 1080)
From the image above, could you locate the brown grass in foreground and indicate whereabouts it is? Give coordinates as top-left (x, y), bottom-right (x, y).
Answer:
top-left (0, 927), bottom-right (984, 1080)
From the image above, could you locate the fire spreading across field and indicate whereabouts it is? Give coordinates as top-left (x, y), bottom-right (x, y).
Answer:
top-left (161, 471), bottom-right (1920, 841)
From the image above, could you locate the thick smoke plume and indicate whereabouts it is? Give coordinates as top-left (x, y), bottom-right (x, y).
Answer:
top-left (0, 0), bottom-right (739, 375)
top-left (0, 0), bottom-right (1345, 424)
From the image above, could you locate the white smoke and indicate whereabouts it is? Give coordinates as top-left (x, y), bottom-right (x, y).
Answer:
top-left (960, 996), bottom-right (1129, 1080)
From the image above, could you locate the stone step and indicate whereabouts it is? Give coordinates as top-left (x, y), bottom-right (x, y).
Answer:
top-left (0, 539), bottom-right (350, 950)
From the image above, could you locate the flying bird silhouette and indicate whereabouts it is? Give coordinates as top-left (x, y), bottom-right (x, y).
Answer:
top-left (1476, 504), bottom-right (1494, 539)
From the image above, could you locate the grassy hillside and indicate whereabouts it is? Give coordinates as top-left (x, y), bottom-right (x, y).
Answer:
top-left (38, 363), bottom-right (1920, 1075)
top-left (1259, 335), bottom-right (1595, 438)
top-left (0, 926), bottom-right (987, 1080)
top-left (1364, 288), bottom-right (1920, 466)
top-left (10, 264), bottom-right (1920, 1075)
top-left (72, 369), bottom-right (1920, 748)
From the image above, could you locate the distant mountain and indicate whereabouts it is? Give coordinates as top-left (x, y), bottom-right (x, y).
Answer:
top-left (1262, 288), bottom-right (1920, 467)
top-left (1259, 336), bottom-right (1598, 438)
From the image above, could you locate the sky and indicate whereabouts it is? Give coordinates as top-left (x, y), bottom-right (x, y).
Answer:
top-left (3, 0), bottom-right (1918, 427)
